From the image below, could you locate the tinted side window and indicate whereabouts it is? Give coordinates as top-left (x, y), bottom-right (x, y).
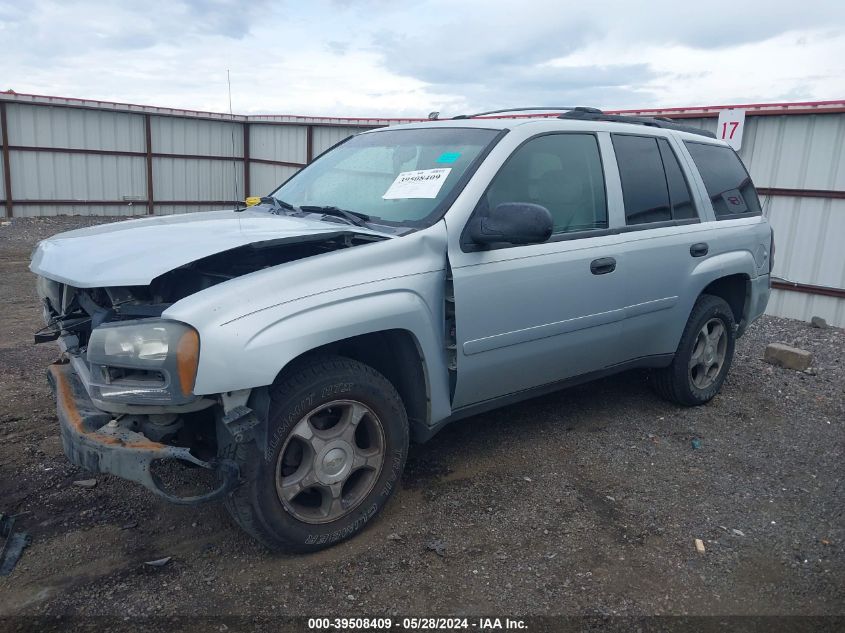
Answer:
top-left (657, 138), bottom-right (696, 220)
top-left (612, 135), bottom-right (671, 224)
top-left (485, 134), bottom-right (607, 234)
top-left (685, 142), bottom-right (761, 217)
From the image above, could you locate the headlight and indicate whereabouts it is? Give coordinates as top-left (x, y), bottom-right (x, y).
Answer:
top-left (87, 319), bottom-right (200, 402)
top-left (102, 323), bottom-right (171, 360)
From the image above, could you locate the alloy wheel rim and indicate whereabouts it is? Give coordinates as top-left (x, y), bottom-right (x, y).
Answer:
top-left (275, 399), bottom-right (385, 524)
top-left (688, 318), bottom-right (728, 390)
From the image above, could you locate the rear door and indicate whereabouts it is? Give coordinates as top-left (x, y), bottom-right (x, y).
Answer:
top-left (448, 132), bottom-right (631, 409)
top-left (609, 133), bottom-right (715, 360)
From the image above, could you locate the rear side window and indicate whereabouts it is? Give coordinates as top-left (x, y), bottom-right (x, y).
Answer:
top-left (658, 139), bottom-right (696, 219)
top-left (612, 134), bottom-right (698, 225)
top-left (684, 142), bottom-right (761, 217)
top-left (612, 135), bottom-right (670, 224)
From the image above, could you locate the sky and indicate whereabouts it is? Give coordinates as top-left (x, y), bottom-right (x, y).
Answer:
top-left (0, 0), bottom-right (843, 118)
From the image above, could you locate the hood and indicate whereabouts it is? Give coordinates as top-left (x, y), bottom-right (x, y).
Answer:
top-left (30, 209), bottom-right (389, 288)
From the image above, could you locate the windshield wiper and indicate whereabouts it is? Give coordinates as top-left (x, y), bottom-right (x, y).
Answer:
top-left (300, 205), bottom-right (371, 228)
top-left (246, 198), bottom-right (372, 228)
top-left (263, 197), bottom-right (299, 214)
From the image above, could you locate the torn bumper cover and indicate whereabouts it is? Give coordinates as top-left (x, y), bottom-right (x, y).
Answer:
top-left (47, 362), bottom-right (239, 505)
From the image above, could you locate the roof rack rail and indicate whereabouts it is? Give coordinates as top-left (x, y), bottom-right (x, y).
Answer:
top-left (452, 106), bottom-right (601, 120)
top-left (559, 109), bottom-right (716, 138)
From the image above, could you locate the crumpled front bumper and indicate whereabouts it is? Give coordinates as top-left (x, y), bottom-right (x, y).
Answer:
top-left (47, 362), bottom-right (239, 505)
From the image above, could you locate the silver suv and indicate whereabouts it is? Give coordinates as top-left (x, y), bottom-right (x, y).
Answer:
top-left (31, 108), bottom-right (773, 551)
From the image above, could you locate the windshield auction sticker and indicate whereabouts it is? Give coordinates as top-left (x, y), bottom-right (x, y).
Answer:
top-left (382, 168), bottom-right (452, 199)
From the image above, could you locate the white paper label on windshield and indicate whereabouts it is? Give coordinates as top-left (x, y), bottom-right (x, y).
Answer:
top-left (382, 168), bottom-right (452, 199)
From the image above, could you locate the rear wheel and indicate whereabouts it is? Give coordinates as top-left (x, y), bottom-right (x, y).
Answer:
top-left (651, 294), bottom-right (736, 406)
top-left (223, 355), bottom-right (408, 552)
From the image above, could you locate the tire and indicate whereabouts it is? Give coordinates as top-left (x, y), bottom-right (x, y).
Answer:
top-left (651, 294), bottom-right (736, 406)
top-left (223, 355), bottom-right (409, 552)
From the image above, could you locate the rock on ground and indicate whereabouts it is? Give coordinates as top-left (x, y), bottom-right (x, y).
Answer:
top-left (763, 343), bottom-right (812, 371)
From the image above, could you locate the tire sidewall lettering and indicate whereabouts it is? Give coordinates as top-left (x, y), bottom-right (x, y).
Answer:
top-left (265, 390), bottom-right (316, 462)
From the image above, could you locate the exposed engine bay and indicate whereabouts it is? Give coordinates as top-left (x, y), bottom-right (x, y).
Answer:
top-left (37, 232), bottom-right (382, 346)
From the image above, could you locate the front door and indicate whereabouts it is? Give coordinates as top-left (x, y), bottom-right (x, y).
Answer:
top-left (449, 132), bottom-right (630, 409)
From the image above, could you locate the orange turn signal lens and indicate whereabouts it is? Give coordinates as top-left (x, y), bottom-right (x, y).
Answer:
top-left (175, 327), bottom-right (200, 396)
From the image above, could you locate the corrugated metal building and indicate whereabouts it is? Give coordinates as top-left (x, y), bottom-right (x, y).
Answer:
top-left (1, 92), bottom-right (843, 326)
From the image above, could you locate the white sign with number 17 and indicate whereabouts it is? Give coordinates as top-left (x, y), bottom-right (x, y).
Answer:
top-left (716, 108), bottom-right (746, 150)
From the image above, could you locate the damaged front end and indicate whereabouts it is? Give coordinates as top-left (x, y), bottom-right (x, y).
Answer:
top-left (47, 361), bottom-right (240, 504)
top-left (35, 229), bottom-right (382, 504)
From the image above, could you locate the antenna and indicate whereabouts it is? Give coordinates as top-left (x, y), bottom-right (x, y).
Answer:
top-left (227, 69), bottom-right (240, 206)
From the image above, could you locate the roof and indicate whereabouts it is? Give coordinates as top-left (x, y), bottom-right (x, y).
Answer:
top-left (1, 90), bottom-right (843, 124)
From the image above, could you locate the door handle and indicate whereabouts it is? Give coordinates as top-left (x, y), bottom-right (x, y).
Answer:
top-left (590, 257), bottom-right (616, 275)
top-left (690, 242), bottom-right (709, 257)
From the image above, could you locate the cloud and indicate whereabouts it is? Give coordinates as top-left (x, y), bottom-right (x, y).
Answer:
top-left (0, 0), bottom-right (842, 116)
top-left (326, 40), bottom-right (350, 55)
top-left (417, 63), bottom-right (658, 113)
top-left (365, 0), bottom-right (844, 112)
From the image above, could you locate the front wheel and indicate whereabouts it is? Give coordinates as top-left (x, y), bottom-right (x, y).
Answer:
top-left (651, 294), bottom-right (736, 406)
top-left (223, 355), bottom-right (409, 552)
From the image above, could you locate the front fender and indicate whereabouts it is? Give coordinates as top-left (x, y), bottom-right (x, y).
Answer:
top-left (190, 276), bottom-right (452, 424)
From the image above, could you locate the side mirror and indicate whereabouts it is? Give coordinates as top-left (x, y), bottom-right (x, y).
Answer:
top-left (470, 202), bottom-right (553, 245)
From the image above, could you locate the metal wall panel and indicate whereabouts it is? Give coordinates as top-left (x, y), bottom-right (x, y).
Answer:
top-left (151, 116), bottom-right (243, 157)
top-left (152, 157), bottom-right (243, 202)
top-left (249, 163), bottom-right (300, 197)
top-left (767, 290), bottom-right (845, 326)
top-left (155, 204), bottom-right (230, 215)
top-left (765, 196), bottom-right (845, 326)
top-left (10, 151), bottom-right (146, 200)
top-left (768, 197), bottom-right (845, 290)
top-left (311, 126), bottom-right (364, 157)
top-left (741, 115), bottom-right (845, 190)
top-left (5, 103), bottom-right (145, 151)
top-left (14, 203), bottom-right (144, 218)
top-left (249, 124), bottom-right (306, 163)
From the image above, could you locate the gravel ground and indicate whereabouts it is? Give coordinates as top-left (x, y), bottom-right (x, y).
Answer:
top-left (0, 216), bottom-right (842, 618)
